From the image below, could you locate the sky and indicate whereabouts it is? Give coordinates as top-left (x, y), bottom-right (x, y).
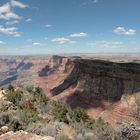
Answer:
top-left (0, 0), bottom-right (140, 55)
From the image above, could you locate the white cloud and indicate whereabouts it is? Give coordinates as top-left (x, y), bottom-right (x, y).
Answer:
top-left (70, 32), bottom-right (88, 37)
top-left (10, 0), bottom-right (28, 9)
top-left (0, 3), bottom-right (10, 13)
top-left (114, 27), bottom-right (136, 36)
top-left (0, 0), bottom-right (28, 20)
top-left (52, 37), bottom-right (75, 44)
top-left (0, 3), bottom-right (21, 20)
top-left (5, 11), bottom-right (21, 20)
top-left (26, 18), bottom-right (32, 22)
top-left (45, 24), bottom-right (52, 28)
top-left (0, 11), bottom-right (21, 20)
top-left (0, 41), bottom-right (6, 45)
top-left (32, 42), bottom-right (41, 46)
top-left (0, 27), bottom-right (21, 37)
top-left (6, 20), bottom-right (19, 25)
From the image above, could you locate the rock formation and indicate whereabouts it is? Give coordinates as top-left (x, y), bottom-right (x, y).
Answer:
top-left (0, 131), bottom-right (54, 140)
top-left (51, 59), bottom-right (140, 102)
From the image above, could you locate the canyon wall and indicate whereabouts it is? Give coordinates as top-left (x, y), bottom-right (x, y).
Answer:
top-left (51, 59), bottom-right (140, 102)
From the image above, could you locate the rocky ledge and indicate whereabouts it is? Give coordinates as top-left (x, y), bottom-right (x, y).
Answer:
top-left (0, 130), bottom-right (54, 140)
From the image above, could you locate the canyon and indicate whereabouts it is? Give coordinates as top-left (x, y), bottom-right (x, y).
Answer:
top-left (1, 55), bottom-right (140, 127)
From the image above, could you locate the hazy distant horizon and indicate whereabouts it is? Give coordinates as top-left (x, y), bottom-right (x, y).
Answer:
top-left (1, 52), bottom-right (140, 57)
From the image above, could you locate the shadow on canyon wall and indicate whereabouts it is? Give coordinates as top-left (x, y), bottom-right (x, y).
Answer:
top-left (51, 59), bottom-right (140, 109)
top-left (0, 75), bottom-right (18, 87)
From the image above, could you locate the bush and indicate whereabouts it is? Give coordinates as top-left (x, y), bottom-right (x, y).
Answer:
top-left (7, 85), bottom-right (14, 92)
top-left (5, 89), bottom-right (22, 106)
top-left (26, 86), bottom-right (34, 92)
top-left (0, 100), bottom-right (14, 112)
top-left (9, 119), bottom-right (22, 131)
top-left (73, 117), bottom-right (116, 140)
top-left (0, 113), bottom-right (10, 127)
top-left (16, 109), bottom-right (38, 126)
top-left (27, 122), bottom-right (58, 137)
top-left (91, 117), bottom-right (116, 140)
top-left (33, 87), bottom-right (49, 104)
top-left (52, 102), bottom-right (91, 125)
top-left (23, 100), bottom-right (36, 111)
top-left (52, 102), bottom-right (69, 124)
top-left (69, 107), bottom-right (89, 123)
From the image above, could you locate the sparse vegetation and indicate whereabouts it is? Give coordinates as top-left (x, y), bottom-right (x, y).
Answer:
top-left (51, 101), bottom-right (69, 123)
top-left (16, 109), bottom-right (38, 126)
top-left (5, 88), bottom-right (22, 106)
top-left (117, 122), bottom-right (140, 140)
top-left (133, 93), bottom-right (140, 123)
top-left (69, 107), bottom-right (89, 123)
top-left (0, 85), bottom-right (140, 140)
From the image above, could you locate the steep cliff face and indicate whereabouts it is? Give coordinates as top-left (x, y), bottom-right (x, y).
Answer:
top-left (36, 56), bottom-right (74, 97)
top-left (51, 59), bottom-right (140, 101)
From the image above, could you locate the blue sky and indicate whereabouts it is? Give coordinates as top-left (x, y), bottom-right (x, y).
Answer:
top-left (0, 0), bottom-right (140, 55)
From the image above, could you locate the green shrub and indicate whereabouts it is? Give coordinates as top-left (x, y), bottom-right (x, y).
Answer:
top-left (16, 109), bottom-right (38, 126)
top-left (7, 85), bottom-right (14, 92)
top-left (27, 122), bottom-right (58, 137)
top-left (0, 100), bottom-right (13, 112)
top-left (0, 113), bottom-right (10, 127)
top-left (91, 117), bottom-right (116, 140)
top-left (26, 86), bottom-right (34, 92)
top-left (33, 87), bottom-right (49, 104)
top-left (52, 102), bottom-right (69, 124)
top-left (69, 107), bottom-right (89, 123)
top-left (5, 89), bottom-right (22, 106)
top-left (52, 102), bottom-right (92, 125)
top-left (9, 119), bottom-right (22, 131)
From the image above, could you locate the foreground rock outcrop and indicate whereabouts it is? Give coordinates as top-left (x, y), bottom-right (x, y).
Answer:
top-left (0, 131), bottom-right (54, 140)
